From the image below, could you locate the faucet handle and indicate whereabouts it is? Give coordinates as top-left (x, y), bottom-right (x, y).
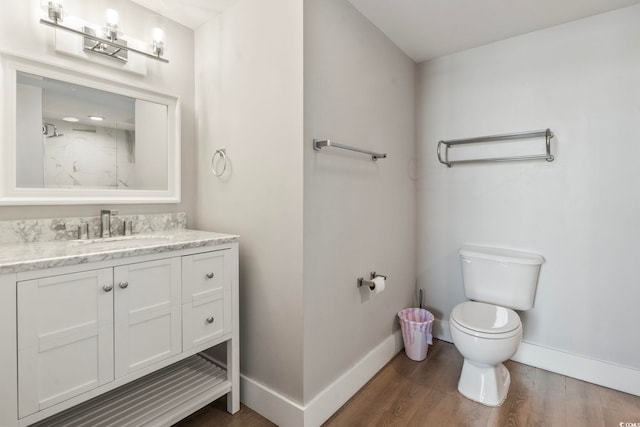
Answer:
top-left (78, 223), bottom-right (89, 240)
top-left (123, 220), bottom-right (133, 236)
top-left (100, 210), bottom-right (112, 238)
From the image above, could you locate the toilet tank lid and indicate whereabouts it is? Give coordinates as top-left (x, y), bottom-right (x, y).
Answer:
top-left (459, 245), bottom-right (545, 265)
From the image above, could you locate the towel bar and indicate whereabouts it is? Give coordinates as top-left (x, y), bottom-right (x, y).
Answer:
top-left (437, 129), bottom-right (554, 167)
top-left (314, 139), bottom-right (387, 161)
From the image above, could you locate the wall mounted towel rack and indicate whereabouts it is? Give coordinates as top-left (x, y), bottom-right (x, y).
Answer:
top-left (437, 129), bottom-right (554, 167)
top-left (313, 139), bottom-right (387, 161)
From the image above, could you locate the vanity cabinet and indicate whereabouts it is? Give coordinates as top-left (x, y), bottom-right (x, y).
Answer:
top-left (17, 258), bottom-right (182, 418)
top-left (0, 236), bottom-right (239, 427)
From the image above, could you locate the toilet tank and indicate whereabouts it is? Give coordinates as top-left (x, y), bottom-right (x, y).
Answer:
top-left (459, 245), bottom-right (545, 310)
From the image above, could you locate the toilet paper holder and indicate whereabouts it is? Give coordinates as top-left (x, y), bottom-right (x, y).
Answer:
top-left (357, 272), bottom-right (387, 290)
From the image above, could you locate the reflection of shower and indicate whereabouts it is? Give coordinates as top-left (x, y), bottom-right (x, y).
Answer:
top-left (42, 122), bottom-right (64, 138)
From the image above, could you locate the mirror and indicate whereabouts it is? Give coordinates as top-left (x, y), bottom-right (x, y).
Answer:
top-left (1, 55), bottom-right (180, 205)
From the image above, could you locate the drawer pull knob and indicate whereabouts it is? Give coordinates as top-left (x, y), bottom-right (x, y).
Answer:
top-left (119, 281), bottom-right (129, 289)
top-left (205, 272), bottom-right (215, 279)
top-left (103, 284), bottom-right (113, 292)
top-left (206, 316), bottom-right (215, 324)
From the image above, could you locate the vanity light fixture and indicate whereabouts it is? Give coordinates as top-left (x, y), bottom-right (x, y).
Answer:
top-left (39, 3), bottom-right (169, 64)
top-left (152, 27), bottom-right (165, 57)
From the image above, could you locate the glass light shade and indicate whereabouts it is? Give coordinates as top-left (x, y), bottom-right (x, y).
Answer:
top-left (148, 15), bottom-right (168, 56)
top-left (105, 8), bottom-right (119, 27)
top-left (104, 8), bottom-right (123, 41)
top-left (40, 0), bottom-right (66, 22)
top-left (151, 27), bottom-right (165, 56)
top-left (152, 27), bottom-right (165, 43)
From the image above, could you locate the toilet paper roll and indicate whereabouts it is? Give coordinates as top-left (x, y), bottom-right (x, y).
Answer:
top-left (370, 276), bottom-right (386, 295)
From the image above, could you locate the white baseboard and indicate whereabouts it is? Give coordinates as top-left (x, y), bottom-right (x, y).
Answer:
top-left (434, 319), bottom-right (640, 397)
top-left (303, 330), bottom-right (404, 426)
top-left (240, 375), bottom-right (304, 427)
top-left (511, 341), bottom-right (640, 397)
top-left (240, 330), bottom-right (404, 427)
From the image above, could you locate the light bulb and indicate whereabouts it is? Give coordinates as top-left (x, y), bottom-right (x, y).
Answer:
top-left (152, 27), bottom-right (165, 43)
top-left (105, 9), bottom-right (119, 27)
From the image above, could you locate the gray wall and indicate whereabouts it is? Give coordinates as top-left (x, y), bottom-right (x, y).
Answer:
top-left (416, 4), bottom-right (640, 370)
top-left (0, 0), bottom-right (195, 220)
top-left (194, 0), bottom-right (416, 407)
top-left (194, 0), bottom-right (305, 403)
top-left (303, 0), bottom-right (417, 402)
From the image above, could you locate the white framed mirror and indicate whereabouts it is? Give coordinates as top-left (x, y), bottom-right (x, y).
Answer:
top-left (0, 54), bottom-right (180, 205)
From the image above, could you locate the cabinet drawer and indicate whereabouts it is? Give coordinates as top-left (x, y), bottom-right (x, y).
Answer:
top-left (183, 298), bottom-right (225, 349)
top-left (182, 250), bottom-right (232, 351)
top-left (182, 251), bottom-right (226, 303)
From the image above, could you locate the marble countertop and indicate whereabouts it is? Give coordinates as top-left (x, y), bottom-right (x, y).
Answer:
top-left (0, 229), bottom-right (239, 274)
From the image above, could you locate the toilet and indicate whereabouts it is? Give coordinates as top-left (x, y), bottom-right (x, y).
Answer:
top-left (449, 245), bottom-right (544, 406)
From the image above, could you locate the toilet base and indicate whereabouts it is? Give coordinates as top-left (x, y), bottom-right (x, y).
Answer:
top-left (457, 360), bottom-right (511, 407)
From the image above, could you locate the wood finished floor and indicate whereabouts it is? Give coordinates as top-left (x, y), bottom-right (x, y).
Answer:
top-left (174, 340), bottom-right (640, 427)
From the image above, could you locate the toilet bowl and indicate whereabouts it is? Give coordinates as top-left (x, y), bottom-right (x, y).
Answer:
top-left (450, 245), bottom-right (544, 407)
top-left (450, 301), bottom-right (522, 406)
top-left (449, 245), bottom-right (544, 406)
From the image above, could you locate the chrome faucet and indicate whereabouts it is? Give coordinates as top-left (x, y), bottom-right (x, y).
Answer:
top-left (100, 210), bottom-right (112, 238)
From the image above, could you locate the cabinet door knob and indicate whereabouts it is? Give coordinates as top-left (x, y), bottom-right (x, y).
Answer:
top-left (206, 316), bottom-right (215, 324)
top-left (103, 284), bottom-right (113, 292)
top-left (205, 272), bottom-right (215, 279)
top-left (119, 281), bottom-right (129, 289)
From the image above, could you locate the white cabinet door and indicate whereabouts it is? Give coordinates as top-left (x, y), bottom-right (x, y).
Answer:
top-left (182, 250), bottom-right (232, 350)
top-left (17, 269), bottom-right (114, 418)
top-left (114, 258), bottom-right (182, 378)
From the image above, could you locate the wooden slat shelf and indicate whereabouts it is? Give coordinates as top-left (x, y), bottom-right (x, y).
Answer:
top-left (32, 354), bottom-right (230, 427)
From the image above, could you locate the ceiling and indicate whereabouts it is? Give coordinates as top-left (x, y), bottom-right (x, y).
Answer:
top-left (129, 0), bottom-right (640, 62)
top-left (19, 72), bottom-right (135, 131)
top-left (129, 0), bottom-right (238, 29)
top-left (347, 0), bottom-right (640, 63)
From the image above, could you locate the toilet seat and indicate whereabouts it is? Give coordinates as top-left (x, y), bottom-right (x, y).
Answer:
top-left (451, 301), bottom-right (521, 339)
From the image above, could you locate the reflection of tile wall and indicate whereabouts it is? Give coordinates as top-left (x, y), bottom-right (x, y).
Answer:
top-left (43, 119), bottom-right (135, 188)
top-left (0, 212), bottom-right (187, 244)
